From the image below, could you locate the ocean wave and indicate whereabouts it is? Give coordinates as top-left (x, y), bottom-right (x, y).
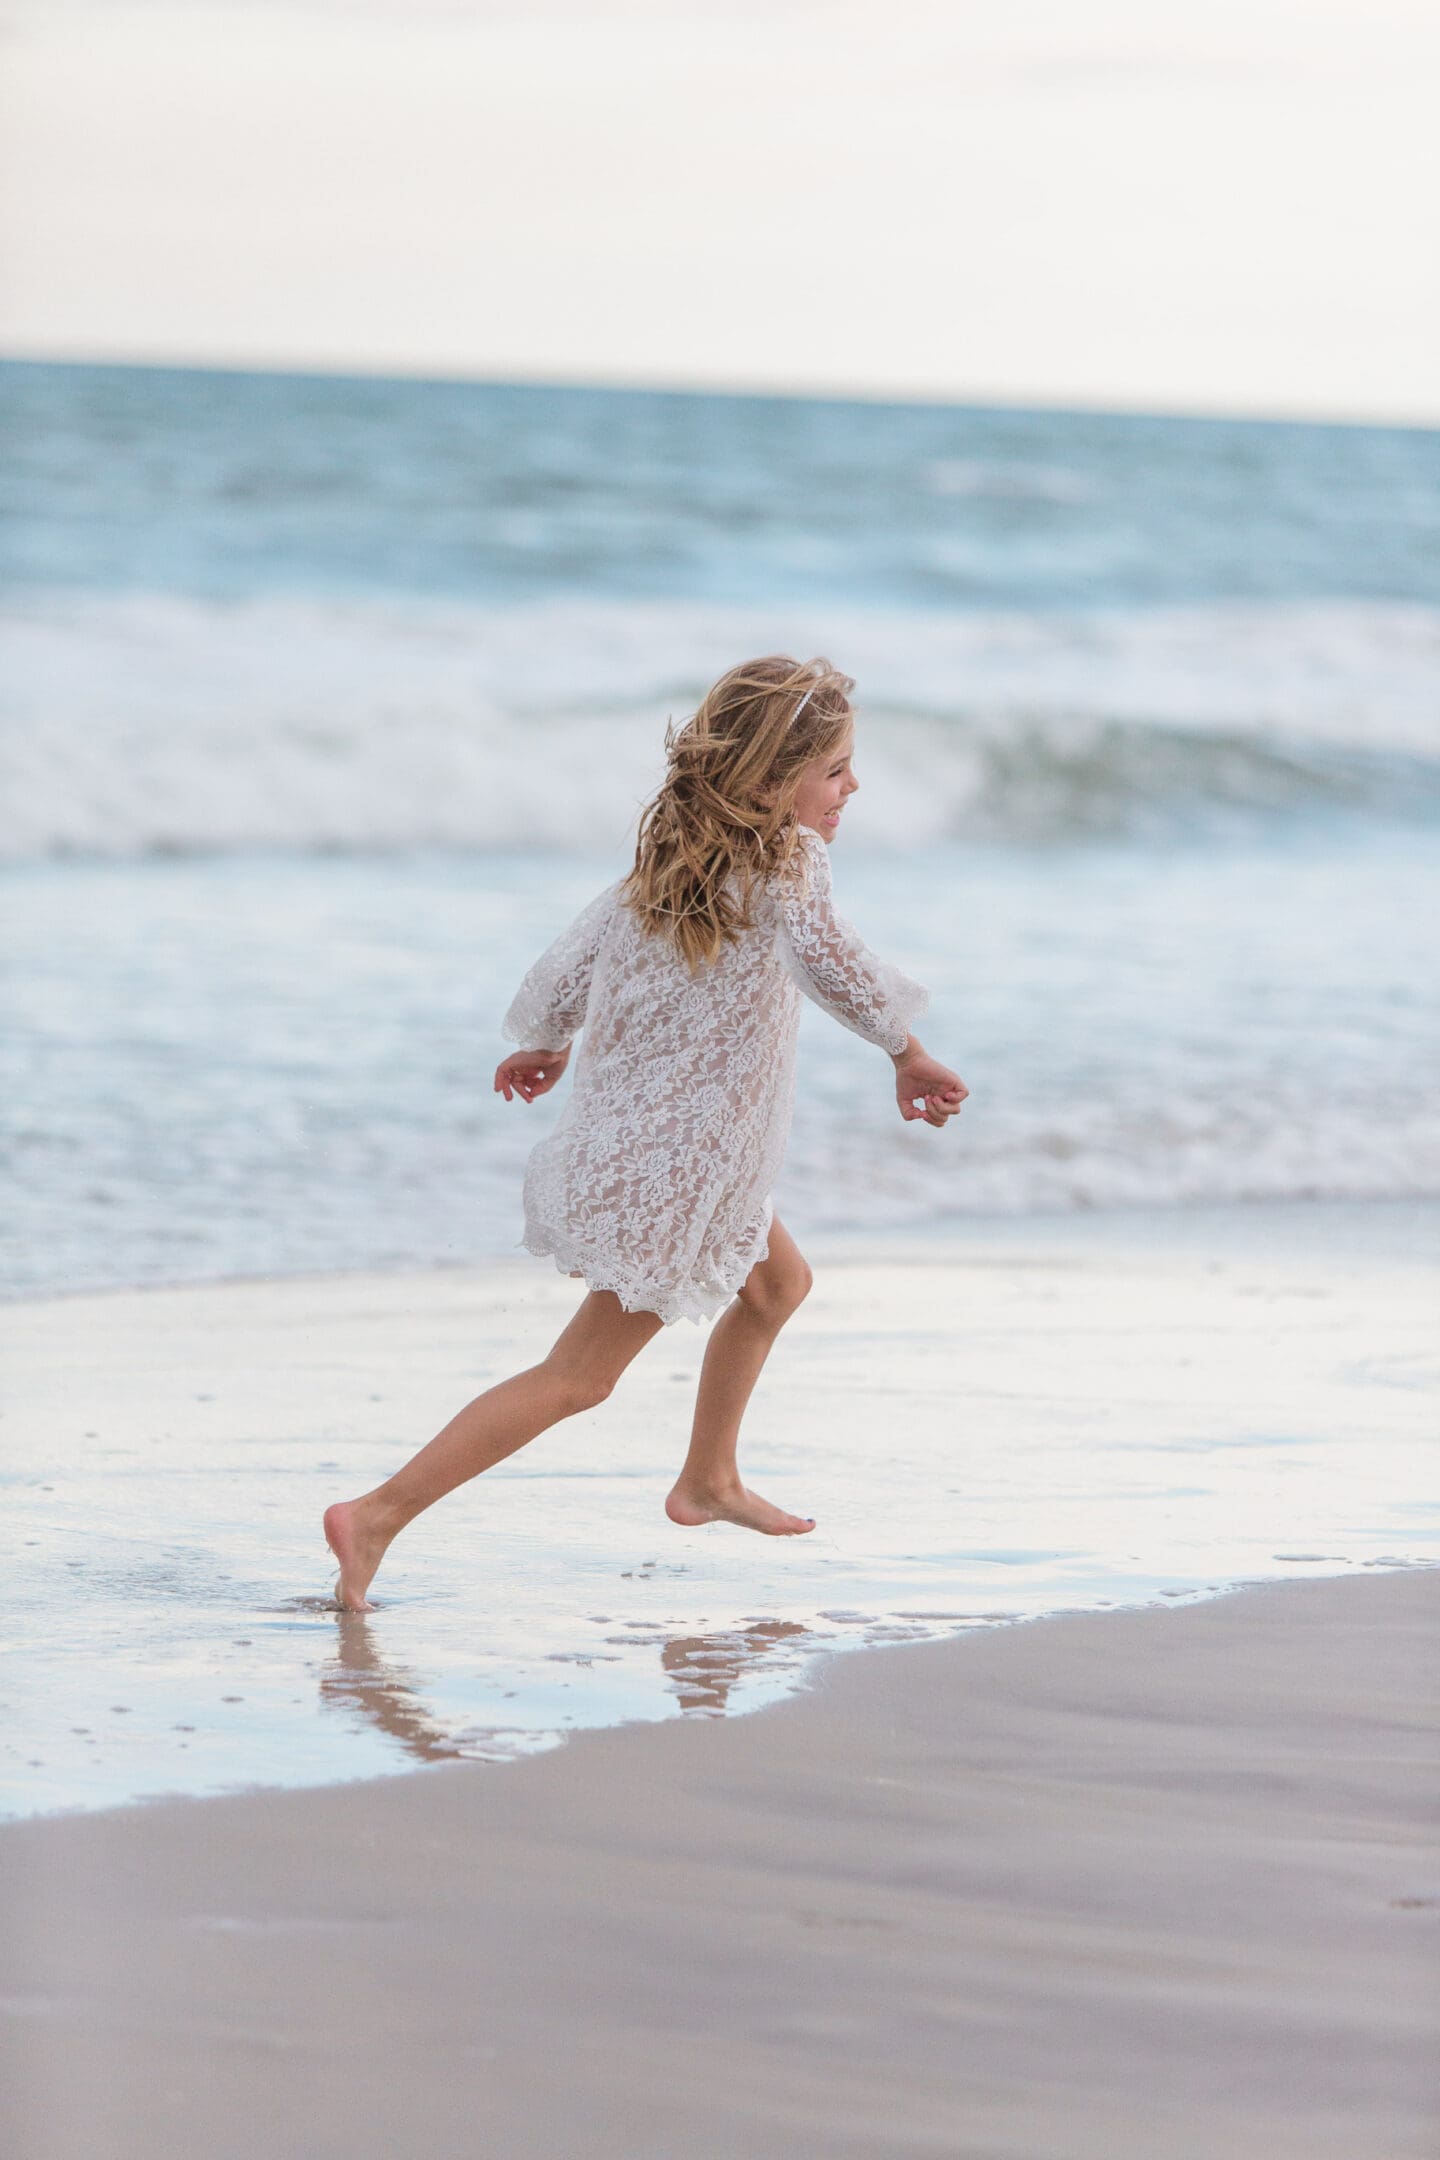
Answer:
top-left (4, 592), bottom-right (1438, 860)
top-left (784, 1099), bottom-right (1440, 1223)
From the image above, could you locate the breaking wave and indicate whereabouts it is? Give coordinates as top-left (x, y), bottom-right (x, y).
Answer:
top-left (4, 591), bottom-right (1438, 860)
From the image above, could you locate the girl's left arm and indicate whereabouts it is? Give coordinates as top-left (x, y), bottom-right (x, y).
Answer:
top-left (501, 881), bottom-right (621, 1053)
top-left (773, 827), bottom-right (930, 1055)
top-left (774, 828), bottom-right (966, 1125)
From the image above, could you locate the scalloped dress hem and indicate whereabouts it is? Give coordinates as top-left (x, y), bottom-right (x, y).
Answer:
top-left (517, 1207), bottom-right (774, 1328)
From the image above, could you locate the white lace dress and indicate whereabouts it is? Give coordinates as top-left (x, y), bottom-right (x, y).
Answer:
top-left (501, 824), bottom-right (930, 1324)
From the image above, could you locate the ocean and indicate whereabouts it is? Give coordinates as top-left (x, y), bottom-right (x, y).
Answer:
top-left (3, 361), bottom-right (1436, 1819)
top-left (4, 360), bottom-right (1438, 1299)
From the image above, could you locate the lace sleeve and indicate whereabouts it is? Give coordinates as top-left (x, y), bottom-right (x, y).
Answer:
top-left (773, 828), bottom-right (930, 1055)
top-left (501, 881), bottom-right (621, 1051)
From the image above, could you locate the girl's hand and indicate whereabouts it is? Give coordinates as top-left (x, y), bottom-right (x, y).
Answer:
top-left (494, 1045), bottom-right (570, 1103)
top-left (892, 1040), bottom-right (968, 1127)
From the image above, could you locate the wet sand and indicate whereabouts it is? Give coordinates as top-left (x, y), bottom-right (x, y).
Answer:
top-left (6, 1208), bottom-right (1436, 1817)
top-left (4, 1565), bottom-right (1436, 2160)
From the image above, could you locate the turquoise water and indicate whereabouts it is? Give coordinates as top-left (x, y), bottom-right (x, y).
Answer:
top-left (5, 362), bottom-right (1434, 609)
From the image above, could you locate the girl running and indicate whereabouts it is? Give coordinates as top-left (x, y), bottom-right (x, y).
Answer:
top-left (325, 655), bottom-right (966, 1610)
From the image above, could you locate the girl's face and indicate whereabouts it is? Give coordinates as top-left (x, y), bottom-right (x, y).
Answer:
top-left (791, 727), bottom-right (858, 842)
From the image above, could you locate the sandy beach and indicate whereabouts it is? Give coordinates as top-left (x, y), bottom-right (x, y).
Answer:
top-left (5, 1209), bottom-right (1435, 1816)
top-left (4, 1215), bottom-right (1434, 2156)
top-left (4, 4), bottom-right (1436, 2143)
top-left (4, 1563), bottom-right (1436, 2158)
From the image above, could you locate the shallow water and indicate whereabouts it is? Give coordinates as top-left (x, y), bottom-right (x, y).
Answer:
top-left (4, 832), bottom-right (1437, 1301)
top-left (4, 1212), bottom-right (1434, 1821)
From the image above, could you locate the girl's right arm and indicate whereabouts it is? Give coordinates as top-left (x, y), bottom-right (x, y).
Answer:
top-left (500, 880), bottom-right (621, 1059)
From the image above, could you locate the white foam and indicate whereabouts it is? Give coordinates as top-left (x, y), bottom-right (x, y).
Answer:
top-left (4, 591), bottom-right (1438, 860)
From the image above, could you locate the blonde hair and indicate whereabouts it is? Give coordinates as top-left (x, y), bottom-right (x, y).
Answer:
top-left (621, 654), bottom-right (855, 972)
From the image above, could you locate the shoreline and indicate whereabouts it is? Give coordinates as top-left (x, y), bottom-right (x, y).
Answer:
top-left (5, 1566), bottom-right (1436, 2158)
top-left (4, 1192), bottom-right (1437, 1310)
top-left (5, 1211), bottom-right (1435, 1822)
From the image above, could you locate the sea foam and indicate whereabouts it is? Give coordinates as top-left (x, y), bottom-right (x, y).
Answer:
top-left (5, 592), bottom-right (1438, 861)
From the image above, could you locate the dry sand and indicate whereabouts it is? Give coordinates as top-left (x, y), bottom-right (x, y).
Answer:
top-left (4, 1565), bottom-right (1436, 2160)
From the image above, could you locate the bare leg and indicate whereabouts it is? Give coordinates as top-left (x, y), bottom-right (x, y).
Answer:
top-left (324, 1289), bottom-right (663, 1609)
top-left (665, 1215), bottom-right (817, 1536)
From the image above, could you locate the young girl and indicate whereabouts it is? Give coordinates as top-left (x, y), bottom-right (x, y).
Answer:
top-left (325, 655), bottom-right (966, 1611)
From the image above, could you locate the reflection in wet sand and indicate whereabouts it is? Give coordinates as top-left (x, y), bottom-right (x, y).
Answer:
top-left (319, 1615), bottom-right (463, 1764)
top-left (661, 1619), bottom-right (812, 1716)
top-left (318, 1611), bottom-right (820, 1769)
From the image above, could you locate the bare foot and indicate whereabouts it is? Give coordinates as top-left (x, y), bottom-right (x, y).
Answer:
top-left (664, 1480), bottom-right (816, 1536)
top-left (323, 1499), bottom-right (393, 1611)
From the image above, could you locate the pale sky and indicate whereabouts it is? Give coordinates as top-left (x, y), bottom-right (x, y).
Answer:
top-left (1, 0), bottom-right (1437, 422)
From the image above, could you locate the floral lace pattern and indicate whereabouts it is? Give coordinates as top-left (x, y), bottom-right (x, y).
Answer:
top-left (501, 825), bottom-right (930, 1324)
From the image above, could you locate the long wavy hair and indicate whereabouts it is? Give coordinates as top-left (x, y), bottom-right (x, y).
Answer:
top-left (621, 654), bottom-right (855, 973)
